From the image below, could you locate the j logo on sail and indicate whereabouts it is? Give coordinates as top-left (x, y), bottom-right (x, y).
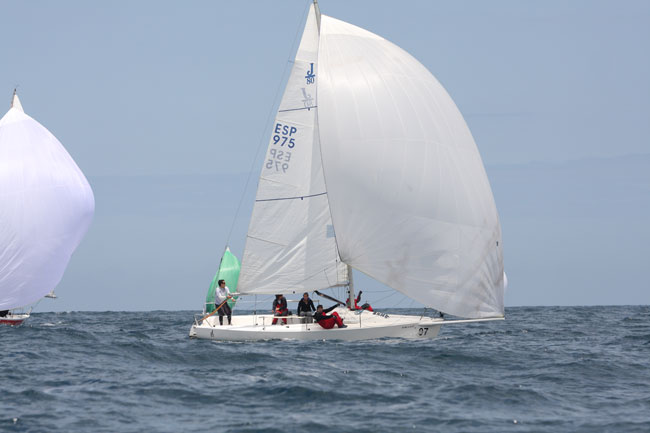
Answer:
top-left (305, 63), bottom-right (315, 84)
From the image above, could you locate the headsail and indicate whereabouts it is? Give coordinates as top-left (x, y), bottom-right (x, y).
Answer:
top-left (238, 4), bottom-right (348, 295)
top-left (0, 93), bottom-right (95, 310)
top-left (317, 16), bottom-right (504, 318)
top-left (205, 247), bottom-right (241, 313)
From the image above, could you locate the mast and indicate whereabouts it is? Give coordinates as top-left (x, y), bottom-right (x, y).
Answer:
top-left (347, 265), bottom-right (355, 309)
top-left (312, 0), bottom-right (352, 305)
top-left (313, 0), bottom-right (347, 302)
top-left (312, 0), bottom-right (351, 307)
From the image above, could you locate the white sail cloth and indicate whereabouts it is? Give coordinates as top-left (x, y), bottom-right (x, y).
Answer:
top-left (317, 16), bottom-right (504, 318)
top-left (0, 95), bottom-right (94, 310)
top-left (238, 5), bottom-right (348, 295)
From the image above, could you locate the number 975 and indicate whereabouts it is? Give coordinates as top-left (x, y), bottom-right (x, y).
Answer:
top-left (273, 135), bottom-right (295, 148)
top-left (266, 160), bottom-right (289, 173)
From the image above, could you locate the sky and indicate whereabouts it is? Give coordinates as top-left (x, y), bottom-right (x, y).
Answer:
top-left (1, 0), bottom-right (648, 312)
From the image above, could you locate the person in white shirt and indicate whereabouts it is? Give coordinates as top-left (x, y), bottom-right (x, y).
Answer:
top-left (215, 279), bottom-right (233, 325)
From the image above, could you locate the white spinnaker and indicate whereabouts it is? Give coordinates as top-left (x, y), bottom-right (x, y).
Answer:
top-left (238, 5), bottom-right (348, 295)
top-left (317, 16), bottom-right (504, 318)
top-left (0, 94), bottom-right (95, 310)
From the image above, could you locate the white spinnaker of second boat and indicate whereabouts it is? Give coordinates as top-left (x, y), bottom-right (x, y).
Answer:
top-left (0, 94), bottom-right (94, 310)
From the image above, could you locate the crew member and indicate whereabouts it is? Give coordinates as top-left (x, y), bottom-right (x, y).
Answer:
top-left (346, 290), bottom-right (373, 311)
top-left (314, 304), bottom-right (347, 329)
top-left (272, 294), bottom-right (288, 325)
top-left (215, 279), bottom-right (233, 326)
top-left (297, 292), bottom-right (315, 317)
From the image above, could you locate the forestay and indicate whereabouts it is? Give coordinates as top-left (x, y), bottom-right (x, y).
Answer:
top-left (317, 16), bottom-right (504, 318)
top-left (0, 94), bottom-right (95, 310)
top-left (238, 5), bottom-right (348, 295)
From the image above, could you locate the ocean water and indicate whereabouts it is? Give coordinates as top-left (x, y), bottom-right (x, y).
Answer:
top-left (1, 306), bottom-right (649, 432)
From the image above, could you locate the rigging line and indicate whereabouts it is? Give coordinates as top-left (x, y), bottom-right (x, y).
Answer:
top-left (255, 191), bottom-right (326, 202)
top-left (224, 1), bottom-right (312, 246)
top-left (391, 293), bottom-right (408, 309)
top-left (323, 268), bottom-right (333, 291)
top-left (371, 290), bottom-right (402, 306)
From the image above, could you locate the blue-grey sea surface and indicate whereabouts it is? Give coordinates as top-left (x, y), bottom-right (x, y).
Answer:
top-left (1, 306), bottom-right (649, 432)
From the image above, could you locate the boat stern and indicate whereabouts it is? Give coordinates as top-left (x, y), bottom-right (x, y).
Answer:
top-left (0, 313), bottom-right (29, 326)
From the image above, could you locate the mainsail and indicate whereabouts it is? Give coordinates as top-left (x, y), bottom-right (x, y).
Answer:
top-left (237, 4), bottom-right (348, 295)
top-left (317, 16), bottom-right (504, 318)
top-left (0, 93), bottom-right (95, 310)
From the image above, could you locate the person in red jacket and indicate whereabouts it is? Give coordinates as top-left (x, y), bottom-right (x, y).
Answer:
top-left (271, 294), bottom-right (288, 325)
top-left (345, 290), bottom-right (373, 312)
top-left (314, 304), bottom-right (347, 329)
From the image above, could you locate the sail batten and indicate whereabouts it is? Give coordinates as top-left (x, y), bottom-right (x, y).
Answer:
top-left (254, 191), bottom-right (327, 202)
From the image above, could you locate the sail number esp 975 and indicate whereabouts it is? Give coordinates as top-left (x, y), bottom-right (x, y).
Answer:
top-left (266, 123), bottom-right (297, 173)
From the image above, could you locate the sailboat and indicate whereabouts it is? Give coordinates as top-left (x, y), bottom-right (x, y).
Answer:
top-left (0, 91), bottom-right (95, 326)
top-left (189, 1), bottom-right (505, 341)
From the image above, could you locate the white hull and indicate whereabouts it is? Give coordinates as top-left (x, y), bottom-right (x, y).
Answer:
top-left (190, 308), bottom-right (454, 341)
